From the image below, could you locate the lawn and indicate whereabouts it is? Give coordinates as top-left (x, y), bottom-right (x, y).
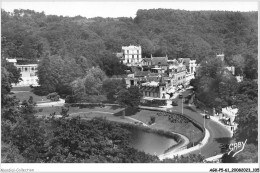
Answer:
top-left (35, 106), bottom-right (135, 125)
top-left (11, 86), bottom-right (32, 91)
top-left (11, 91), bottom-right (50, 103)
top-left (35, 105), bottom-right (124, 116)
top-left (35, 106), bottom-right (63, 116)
top-left (11, 86), bottom-right (50, 103)
top-left (130, 110), bottom-right (203, 144)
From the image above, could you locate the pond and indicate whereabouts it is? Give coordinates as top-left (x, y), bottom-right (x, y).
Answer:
top-left (127, 128), bottom-right (177, 156)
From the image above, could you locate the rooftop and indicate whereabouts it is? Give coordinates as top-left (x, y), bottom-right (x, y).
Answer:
top-left (135, 71), bottom-right (150, 77)
top-left (122, 45), bottom-right (141, 50)
top-left (16, 64), bottom-right (38, 67)
top-left (181, 58), bottom-right (191, 66)
top-left (6, 58), bottom-right (17, 63)
top-left (141, 81), bottom-right (159, 87)
top-left (151, 56), bottom-right (168, 66)
top-left (140, 86), bottom-right (160, 93)
top-left (142, 58), bottom-right (152, 62)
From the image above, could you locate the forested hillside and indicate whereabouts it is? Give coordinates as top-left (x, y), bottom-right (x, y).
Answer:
top-left (1, 9), bottom-right (257, 94)
top-left (2, 9), bottom-right (257, 61)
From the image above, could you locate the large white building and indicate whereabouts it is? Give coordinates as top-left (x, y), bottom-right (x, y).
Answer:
top-left (6, 59), bottom-right (39, 87)
top-left (121, 45), bottom-right (142, 66)
top-left (179, 58), bottom-right (197, 75)
top-left (168, 59), bottom-right (187, 86)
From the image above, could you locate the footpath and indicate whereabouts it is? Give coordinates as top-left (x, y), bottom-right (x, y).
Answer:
top-left (159, 128), bottom-right (210, 160)
top-left (158, 132), bottom-right (190, 159)
top-left (36, 99), bottom-right (65, 107)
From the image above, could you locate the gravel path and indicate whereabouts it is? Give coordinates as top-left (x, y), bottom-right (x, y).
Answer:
top-left (36, 99), bottom-right (65, 107)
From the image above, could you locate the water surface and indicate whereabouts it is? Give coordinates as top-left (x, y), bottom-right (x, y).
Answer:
top-left (128, 128), bottom-right (177, 155)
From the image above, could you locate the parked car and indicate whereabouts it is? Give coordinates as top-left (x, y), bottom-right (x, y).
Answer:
top-left (204, 114), bottom-right (211, 119)
top-left (179, 94), bottom-right (183, 98)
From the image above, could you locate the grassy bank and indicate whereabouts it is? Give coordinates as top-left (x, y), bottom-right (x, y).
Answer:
top-left (130, 110), bottom-right (203, 146)
top-left (35, 105), bottom-right (203, 152)
top-left (11, 86), bottom-right (50, 103)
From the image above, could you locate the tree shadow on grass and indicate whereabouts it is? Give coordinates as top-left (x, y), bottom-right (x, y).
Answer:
top-left (114, 107), bottom-right (140, 117)
top-left (109, 105), bottom-right (121, 110)
top-left (78, 105), bottom-right (96, 109)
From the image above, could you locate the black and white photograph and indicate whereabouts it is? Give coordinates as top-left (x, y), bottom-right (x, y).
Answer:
top-left (1, 0), bottom-right (259, 172)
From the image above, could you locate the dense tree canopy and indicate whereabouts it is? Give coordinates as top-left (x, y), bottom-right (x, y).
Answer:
top-left (233, 80), bottom-right (258, 146)
top-left (191, 57), bottom-right (238, 108)
top-left (2, 8), bottom-right (257, 63)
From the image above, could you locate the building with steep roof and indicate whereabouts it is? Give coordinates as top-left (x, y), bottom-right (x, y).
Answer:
top-left (135, 71), bottom-right (150, 78)
top-left (151, 55), bottom-right (168, 68)
top-left (140, 78), bottom-right (167, 99)
top-left (141, 58), bottom-right (152, 66)
top-left (168, 61), bottom-right (186, 86)
top-left (178, 58), bottom-right (197, 74)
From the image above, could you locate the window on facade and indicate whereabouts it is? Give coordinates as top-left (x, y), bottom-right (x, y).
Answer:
top-left (162, 87), bottom-right (165, 91)
top-left (127, 50), bottom-right (129, 54)
top-left (31, 67), bottom-right (34, 71)
top-left (162, 93), bottom-right (165, 98)
top-left (25, 67), bottom-right (28, 71)
top-left (130, 80), bottom-right (134, 86)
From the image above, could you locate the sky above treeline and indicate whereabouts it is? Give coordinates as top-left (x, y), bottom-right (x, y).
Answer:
top-left (1, 1), bottom-right (258, 18)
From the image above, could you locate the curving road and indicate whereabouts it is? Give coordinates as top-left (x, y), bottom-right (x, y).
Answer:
top-left (169, 89), bottom-right (232, 158)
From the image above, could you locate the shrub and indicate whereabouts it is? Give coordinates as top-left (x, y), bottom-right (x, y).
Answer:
top-left (65, 95), bottom-right (76, 103)
top-left (70, 103), bottom-right (104, 108)
top-left (81, 95), bottom-right (106, 103)
top-left (60, 106), bottom-right (69, 117)
top-left (47, 92), bottom-right (60, 101)
top-left (64, 103), bottom-right (70, 108)
top-left (140, 99), bottom-right (166, 107)
top-left (32, 86), bottom-right (49, 96)
top-left (149, 116), bottom-right (156, 125)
